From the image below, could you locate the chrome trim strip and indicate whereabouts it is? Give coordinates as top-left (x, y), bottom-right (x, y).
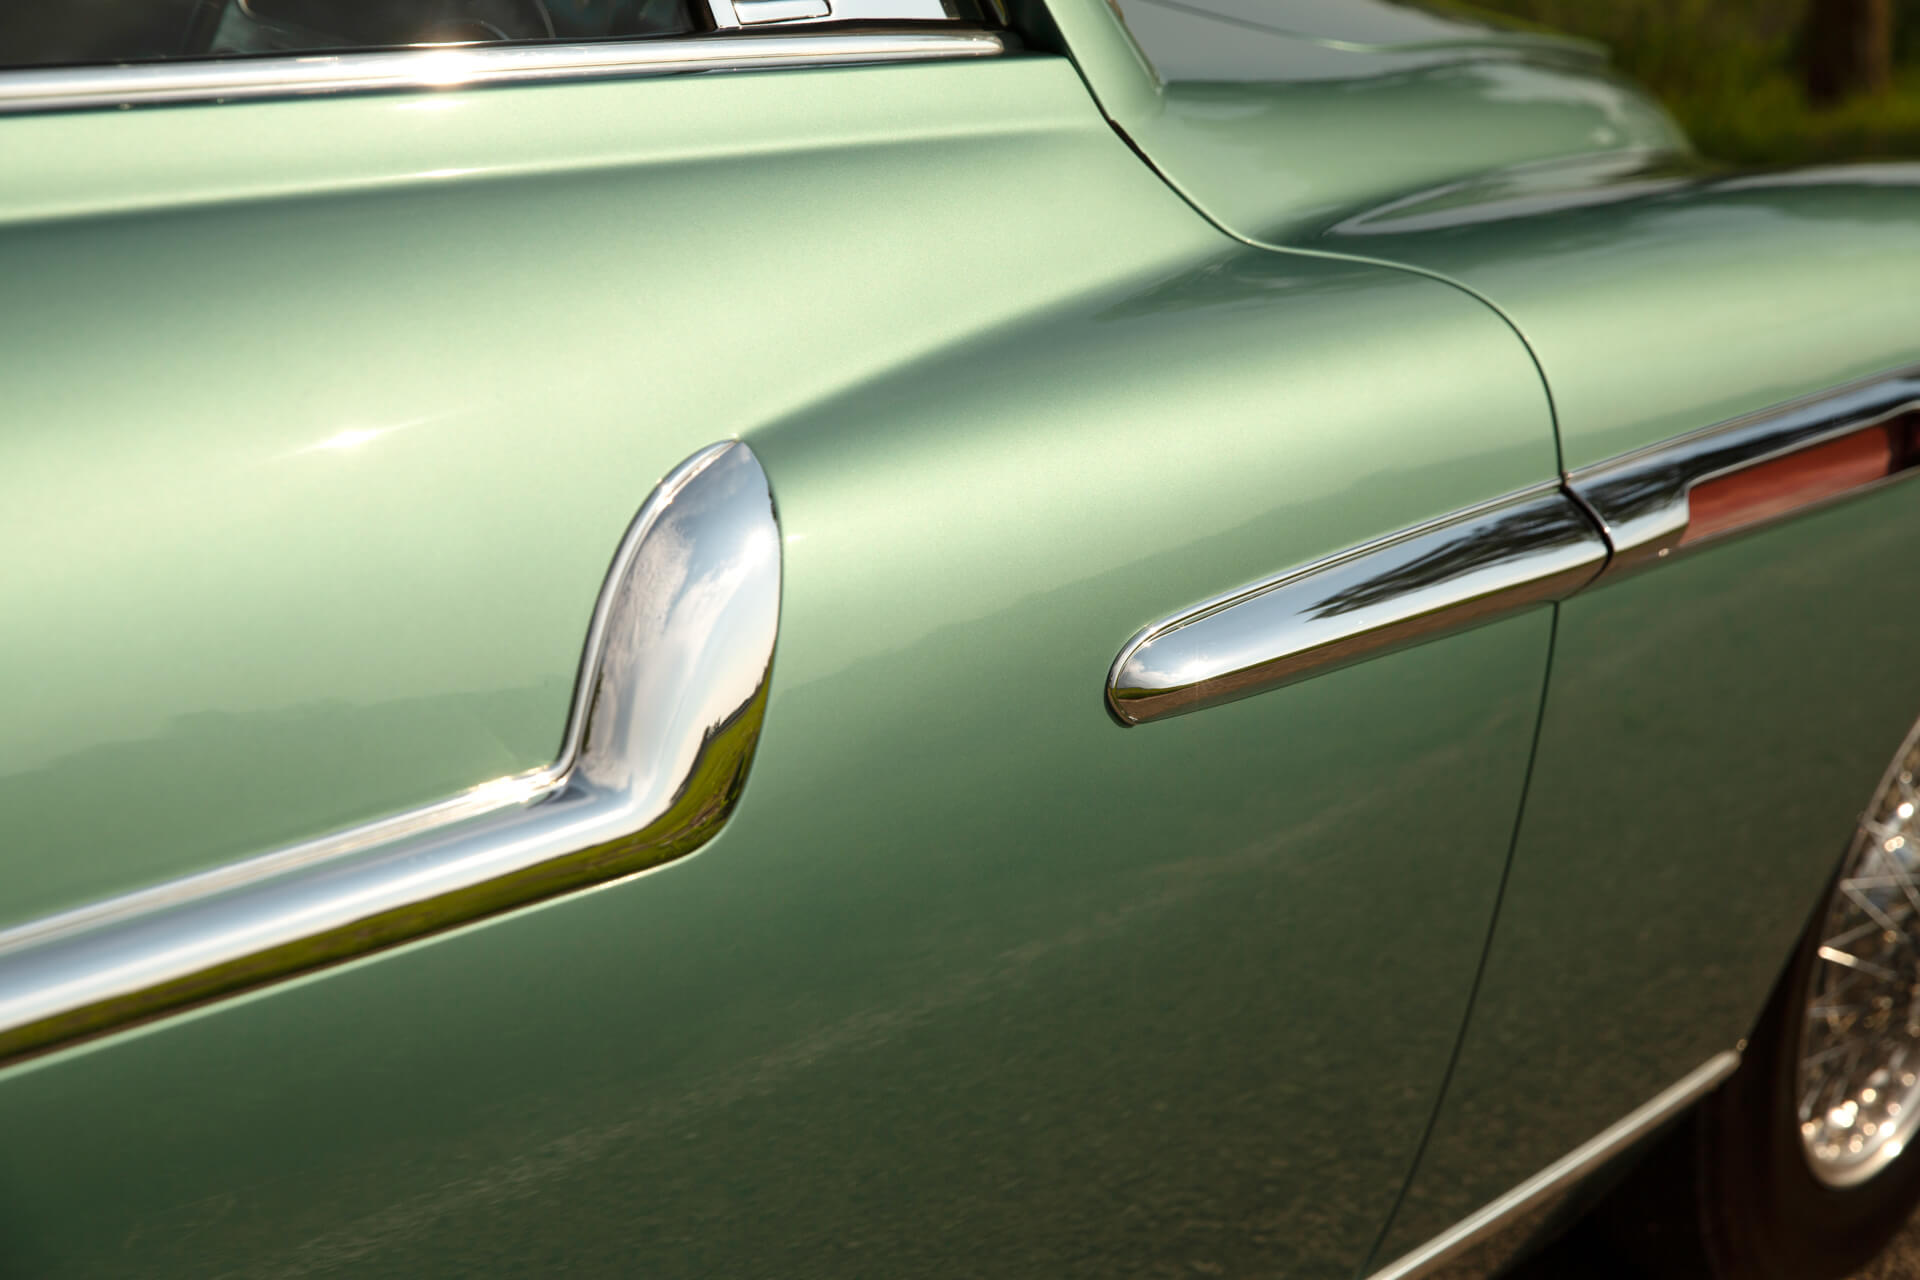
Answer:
top-left (734, 0), bottom-right (834, 24)
top-left (0, 30), bottom-right (1008, 115)
top-left (717, 0), bottom-right (984, 24)
top-left (1365, 1051), bottom-right (1742, 1280)
top-left (0, 440), bottom-right (780, 1065)
top-left (1106, 484), bottom-right (1608, 725)
top-left (1568, 366), bottom-right (1920, 578)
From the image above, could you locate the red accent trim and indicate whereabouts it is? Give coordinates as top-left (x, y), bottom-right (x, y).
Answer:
top-left (1683, 421), bottom-right (1903, 545)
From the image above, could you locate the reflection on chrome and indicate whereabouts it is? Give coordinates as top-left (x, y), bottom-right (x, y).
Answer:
top-left (1107, 485), bottom-right (1607, 725)
top-left (710, 0), bottom-right (984, 25)
top-left (1799, 714), bottom-right (1920, 1188)
top-left (0, 30), bottom-right (1008, 116)
top-left (0, 441), bottom-right (780, 1065)
top-left (1116, 367), bottom-right (1920, 727)
top-left (1568, 366), bottom-right (1920, 578)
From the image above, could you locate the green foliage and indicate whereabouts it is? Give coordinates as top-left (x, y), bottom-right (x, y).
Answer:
top-left (1455, 0), bottom-right (1920, 163)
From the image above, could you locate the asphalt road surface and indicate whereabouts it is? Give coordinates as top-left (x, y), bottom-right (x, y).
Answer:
top-left (1502, 1204), bottom-right (1920, 1279)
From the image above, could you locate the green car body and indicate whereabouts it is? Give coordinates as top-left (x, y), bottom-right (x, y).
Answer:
top-left (2, 1), bottom-right (1917, 1276)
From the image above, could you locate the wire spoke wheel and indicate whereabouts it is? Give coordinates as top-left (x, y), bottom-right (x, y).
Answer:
top-left (1799, 732), bottom-right (1920, 1188)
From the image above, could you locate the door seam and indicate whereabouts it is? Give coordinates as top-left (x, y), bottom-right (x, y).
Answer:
top-left (1353, 601), bottom-right (1564, 1278)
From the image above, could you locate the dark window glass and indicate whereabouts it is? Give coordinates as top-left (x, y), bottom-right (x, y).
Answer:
top-left (0, 0), bottom-right (703, 71)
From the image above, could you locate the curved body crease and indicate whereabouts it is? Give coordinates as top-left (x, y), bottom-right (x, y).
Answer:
top-left (0, 21), bottom-right (1569, 1280)
top-left (1037, 0), bottom-right (1920, 1273)
top-left (1, 5), bottom-right (1919, 1280)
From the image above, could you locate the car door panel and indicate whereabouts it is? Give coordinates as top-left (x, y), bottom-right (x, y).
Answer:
top-left (1326, 177), bottom-right (1920, 1273)
top-left (1371, 481), bottom-right (1920, 1271)
top-left (1024, 0), bottom-right (1920, 1268)
top-left (1280, 99), bottom-right (1920, 1280)
top-left (0, 51), bottom-right (1201, 931)
top-left (0, 40), bottom-right (1573, 1277)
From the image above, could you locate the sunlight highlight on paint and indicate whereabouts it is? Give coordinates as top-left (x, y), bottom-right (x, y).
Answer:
top-left (289, 413), bottom-right (446, 459)
top-left (303, 428), bottom-right (383, 454)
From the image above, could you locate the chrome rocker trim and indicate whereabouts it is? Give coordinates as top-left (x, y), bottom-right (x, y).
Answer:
top-left (0, 29), bottom-right (1008, 116)
top-left (0, 441), bottom-right (781, 1066)
top-left (1569, 365), bottom-right (1920, 578)
top-left (1366, 1052), bottom-right (1742, 1280)
top-left (1107, 484), bottom-right (1608, 726)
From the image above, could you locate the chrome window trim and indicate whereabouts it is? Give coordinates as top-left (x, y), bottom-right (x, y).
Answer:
top-left (0, 440), bottom-right (781, 1066)
top-left (1364, 1052), bottom-right (1741, 1280)
top-left (0, 29), bottom-right (1008, 116)
top-left (1106, 483), bottom-right (1609, 726)
top-left (1568, 365), bottom-right (1920, 579)
top-left (708, 0), bottom-right (991, 28)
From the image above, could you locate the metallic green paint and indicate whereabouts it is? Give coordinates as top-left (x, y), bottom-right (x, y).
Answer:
top-left (1125, 0), bottom-right (1603, 58)
top-left (1258, 81), bottom-right (1920, 1280)
top-left (1373, 483), bottom-right (1920, 1271)
top-left (0, 43), bottom-right (1574, 1280)
top-left (0, 54), bottom-right (1203, 931)
top-left (12, 2), bottom-right (1913, 1270)
top-left (1079, 0), bottom-right (1920, 476)
top-left (1042, 0), bottom-right (1685, 247)
top-left (1028, 4), bottom-right (1920, 1261)
top-left (1312, 159), bottom-right (1920, 469)
top-left (1131, 66), bottom-right (1683, 249)
top-left (1111, 0), bottom-right (1604, 85)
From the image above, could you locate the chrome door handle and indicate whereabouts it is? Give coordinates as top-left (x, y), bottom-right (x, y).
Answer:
top-left (1107, 484), bottom-right (1607, 725)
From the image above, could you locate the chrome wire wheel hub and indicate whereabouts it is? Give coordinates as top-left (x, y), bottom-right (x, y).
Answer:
top-left (1799, 731), bottom-right (1920, 1188)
